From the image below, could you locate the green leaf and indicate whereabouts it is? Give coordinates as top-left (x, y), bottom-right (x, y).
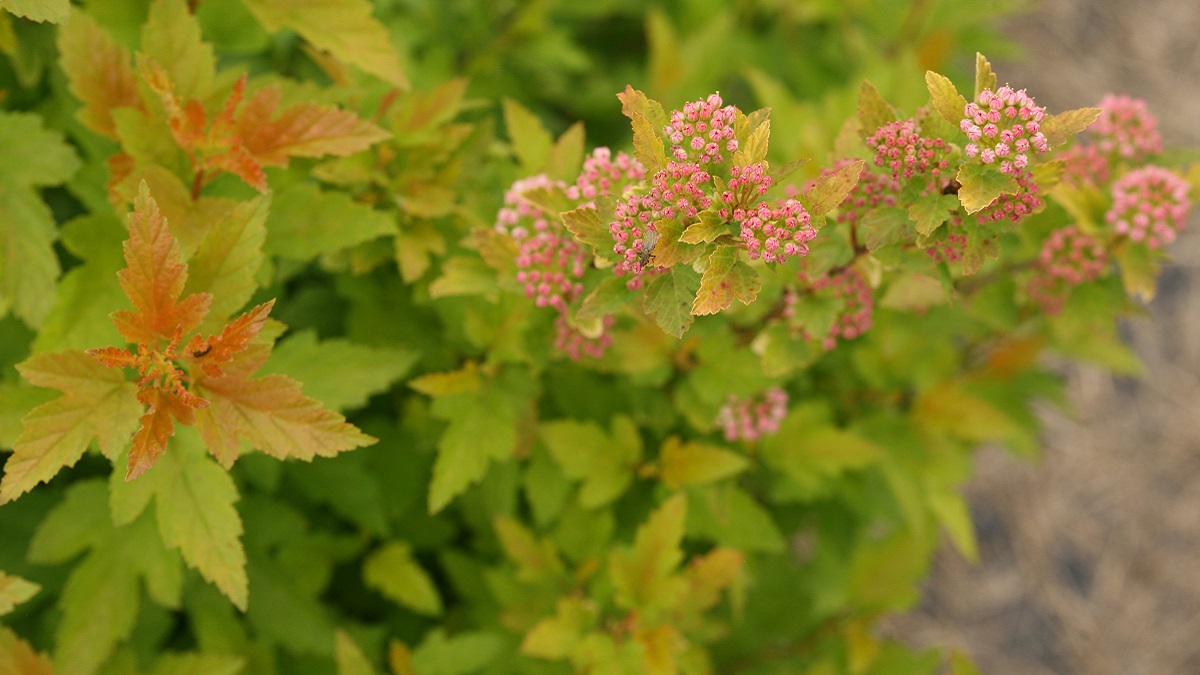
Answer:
top-left (925, 70), bottom-right (967, 127)
top-left (846, 527), bottom-right (931, 610)
top-left (427, 383), bottom-right (520, 513)
top-left (546, 122), bottom-right (585, 182)
top-left (927, 488), bottom-right (978, 563)
top-left (733, 117), bottom-right (770, 166)
top-left (693, 246), bottom-right (761, 315)
top-left (240, 0), bottom-right (407, 87)
top-left (608, 494), bottom-right (687, 615)
top-left (334, 631), bottom-right (377, 675)
top-left (955, 163), bottom-right (1017, 214)
top-left (802, 159), bottom-right (864, 219)
top-left (521, 597), bottom-right (596, 659)
top-left (151, 653), bottom-right (246, 675)
top-left (364, 541), bottom-right (443, 616)
top-left (860, 207), bottom-right (911, 252)
top-left (0, 571), bottom-right (39, 615)
top-left (1041, 107), bottom-right (1102, 149)
top-left (973, 52), bottom-right (996, 98)
top-left (502, 98), bottom-right (554, 175)
top-left (262, 330), bottom-right (417, 411)
top-left (0, 112), bottom-right (80, 328)
top-left (658, 437), bottom-right (748, 489)
top-left (643, 265), bottom-right (701, 337)
top-left (539, 416), bottom-right (641, 509)
top-left (679, 211), bottom-right (732, 244)
top-left (493, 514), bottom-right (565, 583)
top-left (410, 629), bottom-right (504, 675)
top-left (32, 215), bottom-right (126, 352)
top-left (0, 0), bottom-right (68, 23)
top-left (879, 273), bottom-right (947, 311)
top-left (857, 80), bottom-right (896, 139)
top-left (428, 256), bottom-right (499, 301)
top-left (1114, 241), bottom-right (1159, 301)
top-left (616, 85), bottom-right (668, 137)
top-left (762, 406), bottom-right (884, 500)
top-left (687, 483), bottom-right (786, 553)
top-left (561, 203), bottom-right (617, 260)
top-left (186, 193), bottom-right (270, 329)
top-left (577, 275), bottom-right (638, 324)
top-left (912, 382), bottom-right (1017, 443)
top-left (2, 351), bottom-right (141, 503)
top-left (264, 182), bottom-right (395, 261)
top-left (909, 193), bottom-right (958, 237)
top-left (141, 0), bottom-right (216, 100)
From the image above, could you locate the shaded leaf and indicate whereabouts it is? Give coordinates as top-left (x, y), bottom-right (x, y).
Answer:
top-left (955, 163), bottom-right (1017, 214)
top-left (802, 159), bottom-right (863, 219)
top-left (502, 98), bottom-right (553, 174)
top-left (262, 330), bottom-right (417, 411)
top-left (1041, 107), bottom-right (1102, 149)
top-left (0, 626), bottom-right (53, 675)
top-left (539, 416), bottom-right (641, 509)
top-left (335, 630), bottom-right (378, 675)
top-left (57, 11), bottom-right (140, 137)
top-left (0, 571), bottom-right (39, 616)
top-left (185, 194), bottom-right (270, 328)
top-left (0, 0), bottom-right (68, 23)
top-left (608, 494), bottom-right (687, 615)
top-left (364, 542), bottom-right (443, 615)
top-left (561, 204), bottom-right (617, 260)
top-left (857, 80), bottom-right (895, 140)
top-left (643, 265), bottom-right (700, 337)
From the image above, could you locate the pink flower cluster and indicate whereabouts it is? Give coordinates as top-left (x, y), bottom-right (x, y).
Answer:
top-left (664, 93), bottom-right (738, 164)
top-left (738, 199), bottom-right (816, 265)
top-left (812, 160), bottom-right (899, 226)
top-left (718, 162), bottom-right (773, 218)
top-left (495, 174), bottom-right (565, 239)
top-left (1027, 226), bottom-right (1108, 313)
top-left (1092, 94), bottom-right (1163, 160)
top-left (795, 267), bottom-right (874, 350)
top-left (976, 169), bottom-right (1042, 224)
top-left (515, 232), bottom-right (588, 311)
top-left (716, 387), bottom-right (788, 442)
top-left (867, 119), bottom-right (950, 182)
top-left (610, 162), bottom-right (713, 286)
top-left (1106, 165), bottom-right (1191, 248)
top-left (1058, 143), bottom-right (1111, 188)
top-left (925, 221), bottom-right (968, 264)
top-left (566, 147), bottom-right (646, 203)
top-left (554, 315), bottom-right (615, 361)
top-left (960, 86), bottom-right (1049, 175)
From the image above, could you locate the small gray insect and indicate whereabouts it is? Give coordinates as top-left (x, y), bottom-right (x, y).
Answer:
top-left (635, 229), bottom-right (660, 269)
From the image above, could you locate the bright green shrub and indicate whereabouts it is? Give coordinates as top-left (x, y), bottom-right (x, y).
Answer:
top-left (0, 1), bottom-right (1195, 674)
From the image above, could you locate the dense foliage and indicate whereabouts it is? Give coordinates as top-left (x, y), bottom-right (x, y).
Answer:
top-left (0, 1), bottom-right (1196, 674)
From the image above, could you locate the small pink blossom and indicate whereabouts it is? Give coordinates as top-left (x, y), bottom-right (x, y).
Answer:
top-left (738, 199), bottom-right (816, 265)
top-left (1106, 165), bottom-right (1191, 248)
top-left (976, 168), bottom-right (1042, 224)
top-left (495, 174), bottom-right (568, 239)
top-left (566, 147), bottom-right (646, 203)
top-left (554, 314), bottom-right (615, 361)
top-left (960, 86), bottom-right (1049, 175)
top-left (515, 232), bottom-right (588, 311)
top-left (716, 387), bottom-right (788, 442)
top-left (794, 267), bottom-right (874, 350)
top-left (663, 93), bottom-right (739, 164)
top-left (866, 119), bottom-right (950, 183)
top-left (1092, 95), bottom-right (1163, 161)
top-left (1027, 225), bottom-right (1109, 313)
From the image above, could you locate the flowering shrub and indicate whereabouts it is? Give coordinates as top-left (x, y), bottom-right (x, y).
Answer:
top-left (0, 3), bottom-right (1197, 675)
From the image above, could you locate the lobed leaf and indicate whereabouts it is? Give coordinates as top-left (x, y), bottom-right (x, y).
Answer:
top-left (264, 182), bottom-right (395, 261)
top-left (1041, 107), bottom-right (1102, 149)
top-left (955, 163), bottom-right (1017, 215)
top-left (261, 330), bottom-right (417, 411)
top-left (539, 416), bottom-right (641, 509)
top-left (0, 0), bottom-right (68, 23)
top-left (0, 626), bottom-right (53, 674)
top-left (693, 246), bottom-right (761, 316)
top-left (141, 0), bottom-right (216, 101)
top-left (426, 384), bottom-right (519, 513)
top-left (608, 494), bottom-right (687, 615)
top-left (56, 11), bottom-right (140, 137)
top-left (658, 437), bottom-right (748, 489)
top-left (802, 159), bottom-right (864, 219)
top-left (973, 52), bottom-right (997, 98)
top-left (185, 195), bottom-right (270, 329)
top-left (364, 542), bottom-right (443, 616)
top-left (644, 265), bottom-right (700, 337)
top-left (925, 71), bottom-right (967, 127)
top-left (502, 98), bottom-right (554, 175)
top-left (0, 572), bottom-right (39, 616)
top-left (857, 80), bottom-right (896, 140)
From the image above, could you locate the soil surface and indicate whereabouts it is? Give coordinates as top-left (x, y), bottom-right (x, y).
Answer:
top-left (885, 2), bottom-right (1200, 673)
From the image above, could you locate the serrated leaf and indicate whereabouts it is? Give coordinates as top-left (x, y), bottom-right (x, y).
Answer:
top-left (861, 207), bottom-right (911, 251)
top-left (540, 416), bottom-right (641, 509)
top-left (428, 256), bottom-right (498, 300)
top-left (426, 384), bottom-right (519, 513)
top-left (364, 542), bottom-right (443, 616)
top-left (472, 227), bottom-right (519, 275)
top-left (925, 71), bottom-right (967, 127)
top-left (617, 85), bottom-right (668, 135)
top-left (262, 330), bottom-right (416, 411)
top-left (1, 351), bottom-right (141, 503)
top-left (521, 597), bottom-right (595, 659)
top-left (688, 483), bottom-right (786, 553)
top-left (679, 212), bottom-right (731, 244)
top-left (802, 159), bottom-right (864, 218)
top-left (57, 11), bottom-right (140, 137)
top-left (761, 408), bottom-right (883, 499)
top-left (546, 121), bottom-right (585, 182)
top-left (0, 0), bottom-right (68, 23)
top-left (141, 0), bottom-right (216, 101)
top-left (608, 494), bottom-right (687, 615)
top-left (240, 0), bottom-right (407, 87)
top-left (658, 437), bottom-right (747, 489)
top-left (1041, 107), bottom-right (1102, 149)
top-left (236, 86), bottom-right (391, 166)
top-left (733, 118), bottom-right (769, 165)
top-left (650, 218), bottom-right (697, 267)
top-left (409, 362), bottom-right (481, 397)
top-left (909, 193), bottom-right (959, 236)
top-left (857, 80), bottom-right (895, 140)
top-left (955, 163), bottom-right (1017, 214)
top-left (693, 246), bottom-right (760, 316)
top-left (264, 182), bottom-right (394, 261)
top-left (410, 629), bottom-right (503, 675)
top-left (502, 98), bottom-right (553, 174)
top-left (493, 515), bottom-right (565, 584)
top-left (0, 626), bottom-right (53, 675)
top-left (186, 194), bottom-right (270, 328)
top-left (33, 215), bottom-right (127, 352)
top-left (644, 265), bottom-right (700, 337)
top-left (577, 275), bottom-right (637, 323)
top-left (628, 110), bottom-right (666, 175)
top-left (0, 571), bottom-right (39, 615)
top-left (973, 53), bottom-right (996, 98)
top-left (561, 204), bottom-right (616, 259)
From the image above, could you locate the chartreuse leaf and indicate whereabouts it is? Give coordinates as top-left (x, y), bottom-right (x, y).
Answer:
top-left (151, 652), bottom-right (245, 675)
top-left (687, 483), bottom-right (786, 553)
top-left (644, 265), bottom-right (701, 337)
top-left (561, 204), bottom-right (617, 261)
top-left (546, 121), bottom-right (585, 182)
top-left (32, 216), bottom-right (126, 353)
top-left (494, 515), bottom-right (565, 585)
top-left (0, 112), bottom-right (80, 328)
top-left (973, 52), bottom-right (997, 97)
top-left (846, 527), bottom-right (932, 611)
top-left (539, 415), bottom-right (642, 509)
top-left (141, 0), bottom-right (216, 101)
top-left (927, 487), bottom-right (978, 563)
top-left (1114, 236), bottom-right (1159, 301)
top-left (0, 0), bottom-right (68, 23)
top-left (239, 0), bottom-right (407, 87)
top-left (502, 99), bottom-right (554, 175)
top-left (858, 80), bottom-right (896, 138)
top-left (0, 626), bottom-right (53, 675)
top-left (617, 85), bottom-right (668, 135)
top-left (521, 596), bottom-right (597, 660)
top-left (617, 86), bottom-right (667, 175)
top-left (1041, 107), bottom-right (1102, 149)
top-left (608, 494), bottom-right (687, 617)
top-left (185, 194), bottom-right (270, 330)
top-left (0, 571), bottom-right (39, 615)
top-left (955, 163), bottom-right (1017, 214)
top-left (410, 629), bottom-right (504, 675)
top-left (29, 480), bottom-right (183, 675)
top-left (801, 159), bottom-right (863, 220)
top-left (1, 351), bottom-right (141, 503)
top-left (264, 182), bottom-right (395, 262)
top-left (335, 630), bottom-right (377, 675)
top-left (57, 10), bottom-right (140, 138)
top-left (693, 246), bottom-right (761, 316)
top-left (261, 330), bottom-right (416, 411)
top-left (925, 70), bottom-right (967, 127)
top-left (657, 437), bottom-right (748, 490)
top-left (909, 193), bottom-right (959, 237)
top-left (761, 404), bottom-right (883, 501)
top-left (364, 542), bottom-right (443, 616)
top-left (912, 381), bottom-right (1016, 443)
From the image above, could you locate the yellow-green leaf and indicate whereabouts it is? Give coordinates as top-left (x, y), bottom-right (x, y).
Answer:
top-left (955, 163), bottom-right (1017, 214)
top-left (693, 246), bottom-right (760, 316)
top-left (0, 0), bottom-right (69, 23)
top-left (540, 415), bottom-right (641, 509)
top-left (334, 630), bottom-right (377, 675)
top-left (608, 494), bottom-right (687, 615)
top-left (643, 265), bottom-right (701, 337)
top-left (973, 52), bottom-right (996, 98)
top-left (364, 542), bottom-right (443, 616)
top-left (502, 98), bottom-right (553, 175)
top-left (0, 571), bottom-right (39, 616)
top-left (925, 70), bottom-right (967, 127)
top-left (0, 625), bottom-right (53, 675)
top-left (658, 437), bottom-right (748, 489)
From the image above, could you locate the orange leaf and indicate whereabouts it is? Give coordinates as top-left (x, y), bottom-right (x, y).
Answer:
top-left (236, 86), bottom-right (390, 166)
top-left (127, 389), bottom-right (178, 480)
top-left (57, 12), bottom-right (142, 138)
top-left (186, 300), bottom-right (275, 378)
top-left (111, 182), bottom-right (213, 344)
top-left (87, 346), bottom-right (137, 369)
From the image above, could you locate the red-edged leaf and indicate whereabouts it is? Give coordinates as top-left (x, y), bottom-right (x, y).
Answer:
top-left (236, 85), bottom-right (390, 166)
top-left (127, 389), bottom-right (181, 481)
top-left (57, 11), bottom-right (142, 138)
top-left (185, 300), bottom-right (274, 378)
top-left (111, 183), bottom-right (213, 344)
top-left (87, 346), bottom-right (137, 369)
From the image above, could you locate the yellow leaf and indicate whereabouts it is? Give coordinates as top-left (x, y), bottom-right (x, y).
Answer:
top-left (658, 437), bottom-right (748, 490)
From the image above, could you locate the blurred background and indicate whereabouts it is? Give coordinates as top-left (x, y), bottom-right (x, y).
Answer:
top-left (885, 0), bottom-right (1200, 672)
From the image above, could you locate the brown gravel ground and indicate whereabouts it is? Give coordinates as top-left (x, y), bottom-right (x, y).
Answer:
top-left (883, 2), bottom-right (1200, 673)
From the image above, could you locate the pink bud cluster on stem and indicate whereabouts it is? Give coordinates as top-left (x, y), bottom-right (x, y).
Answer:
top-left (1026, 225), bottom-right (1108, 314)
top-left (1106, 165), bottom-right (1191, 248)
top-left (960, 86), bottom-right (1049, 175)
top-left (925, 217), bottom-right (968, 264)
top-left (716, 387), bottom-right (789, 442)
top-left (976, 168), bottom-right (1042, 224)
top-left (664, 93), bottom-right (738, 164)
top-left (867, 118), bottom-right (950, 184)
top-left (566, 147), bottom-right (645, 203)
top-left (791, 267), bottom-right (875, 350)
top-left (1092, 94), bottom-right (1164, 161)
top-left (739, 199), bottom-right (817, 264)
top-left (554, 315), bottom-right (615, 361)
top-left (610, 161), bottom-right (713, 287)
